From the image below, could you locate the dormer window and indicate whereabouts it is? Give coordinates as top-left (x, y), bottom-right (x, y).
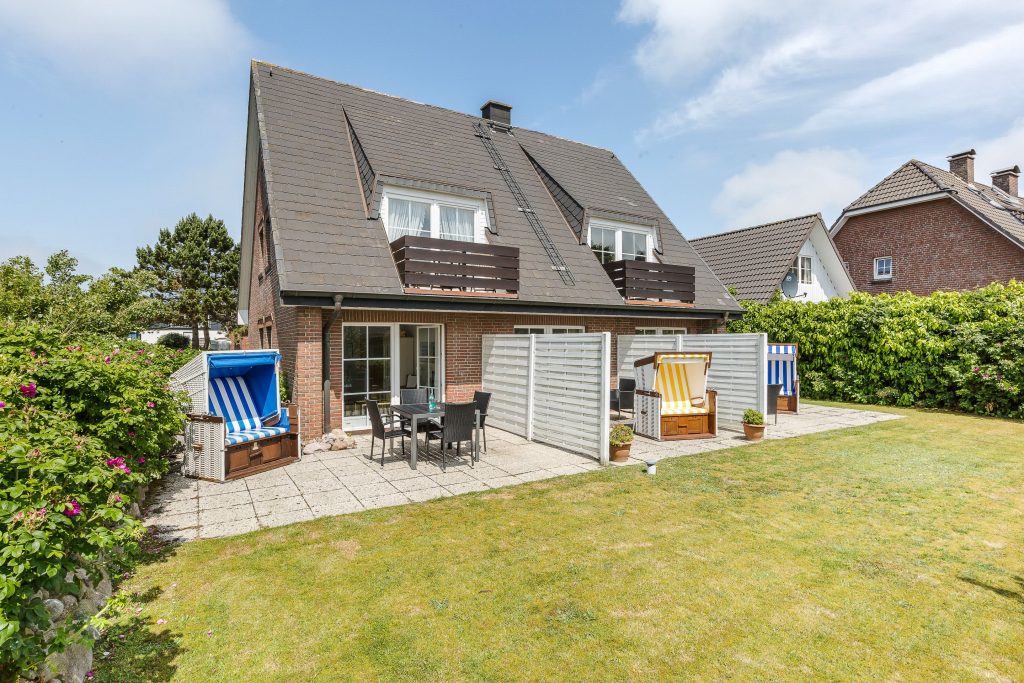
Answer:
top-left (382, 187), bottom-right (488, 243)
top-left (587, 218), bottom-right (655, 264)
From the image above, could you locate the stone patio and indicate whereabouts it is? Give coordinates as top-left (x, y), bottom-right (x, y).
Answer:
top-left (145, 403), bottom-right (899, 541)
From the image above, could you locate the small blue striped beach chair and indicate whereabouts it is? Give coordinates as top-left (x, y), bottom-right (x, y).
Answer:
top-left (767, 343), bottom-right (799, 414)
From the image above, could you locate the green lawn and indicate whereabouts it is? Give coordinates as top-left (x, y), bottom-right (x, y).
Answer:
top-left (96, 405), bottom-right (1023, 681)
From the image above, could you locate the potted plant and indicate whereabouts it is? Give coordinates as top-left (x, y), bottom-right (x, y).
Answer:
top-left (609, 424), bottom-right (634, 462)
top-left (742, 409), bottom-right (765, 441)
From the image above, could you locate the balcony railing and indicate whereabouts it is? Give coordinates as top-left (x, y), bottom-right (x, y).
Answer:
top-left (603, 259), bottom-right (696, 303)
top-left (390, 235), bottom-right (520, 295)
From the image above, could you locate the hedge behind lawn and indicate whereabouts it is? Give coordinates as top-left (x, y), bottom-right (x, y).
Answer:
top-left (0, 322), bottom-right (194, 676)
top-left (729, 281), bottom-right (1024, 419)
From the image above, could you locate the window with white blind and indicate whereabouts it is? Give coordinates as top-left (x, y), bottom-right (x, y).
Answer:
top-left (587, 218), bottom-right (655, 264)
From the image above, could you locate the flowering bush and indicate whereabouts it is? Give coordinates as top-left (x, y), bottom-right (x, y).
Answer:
top-left (0, 322), bottom-right (194, 675)
top-left (730, 281), bottom-right (1024, 418)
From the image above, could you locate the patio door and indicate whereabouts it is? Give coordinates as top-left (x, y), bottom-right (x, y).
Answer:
top-left (416, 325), bottom-right (441, 400)
top-left (342, 325), bottom-right (392, 430)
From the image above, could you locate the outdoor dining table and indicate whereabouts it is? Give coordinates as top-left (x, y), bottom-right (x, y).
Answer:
top-left (390, 403), bottom-right (481, 470)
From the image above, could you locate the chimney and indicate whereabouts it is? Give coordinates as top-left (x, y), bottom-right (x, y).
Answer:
top-left (990, 165), bottom-right (1020, 197)
top-left (947, 149), bottom-right (976, 183)
top-left (480, 100), bottom-right (512, 126)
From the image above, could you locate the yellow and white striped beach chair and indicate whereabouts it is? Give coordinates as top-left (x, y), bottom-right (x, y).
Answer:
top-left (633, 352), bottom-right (717, 441)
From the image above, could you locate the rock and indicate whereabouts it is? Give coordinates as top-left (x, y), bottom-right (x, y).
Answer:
top-left (129, 502), bottom-right (142, 518)
top-left (328, 428), bottom-right (347, 439)
top-left (61, 595), bottom-right (78, 613)
top-left (46, 640), bottom-right (92, 683)
top-left (329, 439), bottom-right (348, 450)
top-left (43, 598), bottom-right (65, 621)
top-left (302, 441), bottom-right (329, 455)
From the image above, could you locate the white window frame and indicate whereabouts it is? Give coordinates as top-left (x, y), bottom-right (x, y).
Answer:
top-left (874, 256), bottom-right (893, 280)
top-left (586, 217), bottom-right (656, 262)
top-left (514, 325), bottom-right (584, 335)
top-left (635, 327), bottom-right (688, 335)
top-left (798, 256), bottom-right (812, 285)
top-left (380, 186), bottom-right (488, 244)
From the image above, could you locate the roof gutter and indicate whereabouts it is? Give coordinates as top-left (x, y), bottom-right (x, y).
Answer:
top-left (321, 294), bottom-right (344, 435)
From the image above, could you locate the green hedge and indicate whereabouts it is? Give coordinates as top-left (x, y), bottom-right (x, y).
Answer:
top-left (0, 322), bottom-right (195, 675)
top-left (729, 282), bottom-right (1024, 418)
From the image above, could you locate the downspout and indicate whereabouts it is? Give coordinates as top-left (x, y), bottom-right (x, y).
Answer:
top-left (322, 294), bottom-right (344, 435)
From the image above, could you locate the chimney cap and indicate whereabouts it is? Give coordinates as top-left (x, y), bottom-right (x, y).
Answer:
top-left (991, 165), bottom-right (1021, 177)
top-left (947, 149), bottom-right (977, 160)
top-left (480, 100), bottom-right (512, 126)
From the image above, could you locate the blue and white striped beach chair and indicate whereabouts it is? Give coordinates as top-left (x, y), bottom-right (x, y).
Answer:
top-left (767, 344), bottom-right (799, 413)
top-left (208, 376), bottom-right (289, 446)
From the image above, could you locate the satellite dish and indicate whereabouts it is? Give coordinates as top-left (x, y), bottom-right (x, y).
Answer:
top-left (781, 271), bottom-right (800, 298)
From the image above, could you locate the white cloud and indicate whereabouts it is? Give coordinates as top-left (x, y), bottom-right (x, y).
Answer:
top-left (621, 0), bottom-right (1024, 138)
top-left (801, 24), bottom-right (1024, 132)
top-left (976, 119), bottom-right (1024, 178)
top-left (712, 148), bottom-right (871, 228)
top-left (0, 0), bottom-right (252, 89)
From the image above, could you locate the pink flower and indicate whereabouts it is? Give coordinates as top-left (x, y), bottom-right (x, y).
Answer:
top-left (63, 499), bottom-right (82, 518)
top-left (104, 355), bottom-right (111, 364)
top-left (972, 367), bottom-right (980, 372)
top-left (105, 457), bottom-right (131, 474)
top-left (136, 456), bottom-right (146, 464)
top-left (19, 383), bottom-right (37, 398)
top-left (127, 431), bottom-right (136, 438)
top-left (0, 401), bottom-right (5, 410)
top-left (29, 351), bottom-right (36, 358)
top-left (146, 401), bottom-right (155, 408)
top-left (156, 618), bottom-right (167, 625)
top-left (207, 629), bottom-right (213, 636)
top-left (85, 672), bottom-right (94, 681)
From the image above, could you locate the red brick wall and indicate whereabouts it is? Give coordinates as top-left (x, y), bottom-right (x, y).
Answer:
top-left (308, 309), bottom-right (717, 437)
top-left (834, 198), bottom-right (1024, 295)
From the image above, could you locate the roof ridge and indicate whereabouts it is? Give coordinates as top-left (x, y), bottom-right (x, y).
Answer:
top-left (690, 213), bottom-right (820, 243)
top-left (250, 59), bottom-right (615, 154)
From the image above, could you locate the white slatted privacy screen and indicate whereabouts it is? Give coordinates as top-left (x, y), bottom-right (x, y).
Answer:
top-left (618, 333), bottom-right (768, 426)
top-left (481, 333), bottom-right (610, 464)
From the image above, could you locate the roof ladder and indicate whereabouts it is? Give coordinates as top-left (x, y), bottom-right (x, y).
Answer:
top-left (474, 122), bottom-right (575, 286)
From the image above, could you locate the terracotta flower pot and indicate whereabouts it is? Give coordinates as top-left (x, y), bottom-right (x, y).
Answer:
top-left (610, 443), bottom-right (632, 462)
top-left (742, 423), bottom-right (765, 441)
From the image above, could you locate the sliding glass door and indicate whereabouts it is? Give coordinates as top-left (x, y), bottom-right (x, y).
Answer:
top-left (342, 325), bottom-right (392, 430)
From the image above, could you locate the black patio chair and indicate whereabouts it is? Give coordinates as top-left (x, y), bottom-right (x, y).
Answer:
top-left (367, 399), bottom-right (410, 467)
top-left (398, 388), bottom-right (430, 432)
top-left (425, 402), bottom-right (476, 472)
top-left (610, 378), bottom-right (636, 418)
top-left (473, 390), bottom-right (491, 453)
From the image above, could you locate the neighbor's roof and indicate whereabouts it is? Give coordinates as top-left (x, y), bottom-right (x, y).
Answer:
top-left (246, 61), bottom-right (739, 313)
top-left (689, 214), bottom-right (822, 303)
top-left (837, 160), bottom-right (1024, 249)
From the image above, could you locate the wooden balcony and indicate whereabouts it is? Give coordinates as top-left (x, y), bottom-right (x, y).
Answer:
top-left (603, 259), bottom-right (696, 303)
top-left (390, 236), bottom-right (519, 296)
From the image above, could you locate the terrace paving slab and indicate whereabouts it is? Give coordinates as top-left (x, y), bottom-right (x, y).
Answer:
top-left (148, 404), bottom-right (900, 540)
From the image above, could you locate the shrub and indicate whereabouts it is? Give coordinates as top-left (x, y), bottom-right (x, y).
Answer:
top-left (0, 322), bottom-right (194, 675)
top-left (742, 409), bottom-right (764, 426)
top-left (729, 282), bottom-right (1024, 418)
top-left (609, 424), bottom-right (634, 447)
top-left (156, 332), bottom-right (190, 349)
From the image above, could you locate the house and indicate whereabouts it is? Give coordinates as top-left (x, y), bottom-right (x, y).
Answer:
top-left (690, 214), bottom-right (855, 303)
top-left (128, 322), bottom-right (231, 349)
top-left (831, 150), bottom-right (1024, 294)
top-left (237, 61), bottom-right (741, 439)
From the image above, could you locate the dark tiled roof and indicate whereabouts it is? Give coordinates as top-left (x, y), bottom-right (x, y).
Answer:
top-left (690, 215), bottom-right (821, 303)
top-left (840, 160), bottom-right (1024, 248)
top-left (252, 61), bottom-right (739, 312)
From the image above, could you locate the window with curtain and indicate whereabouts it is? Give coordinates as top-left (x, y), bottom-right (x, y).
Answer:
top-left (382, 188), bottom-right (486, 244)
top-left (386, 197), bottom-right (431, 241)
top-left (588, 220), bottom-right (653, 263)
top-left (439, 205), bottom-right (474, 241)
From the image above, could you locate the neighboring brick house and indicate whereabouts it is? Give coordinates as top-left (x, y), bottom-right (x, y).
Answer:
top-left (237, 61), bottom-right (741, 439)
top-left (831, 149), bottom-right (1024, 295)
top-left (691, 214), bottom-right (855, 303)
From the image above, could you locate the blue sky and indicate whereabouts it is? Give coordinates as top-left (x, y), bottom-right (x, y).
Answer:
top-left (2, 0), bottom-right (1023, 275)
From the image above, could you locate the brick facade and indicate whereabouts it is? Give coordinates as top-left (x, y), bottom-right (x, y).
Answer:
top-left (834, 197), bottom-right (1024, 295)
